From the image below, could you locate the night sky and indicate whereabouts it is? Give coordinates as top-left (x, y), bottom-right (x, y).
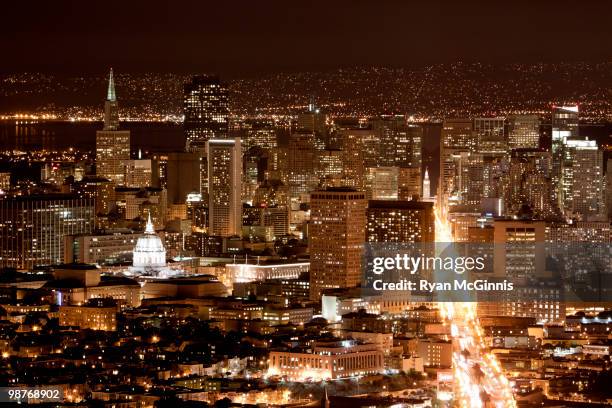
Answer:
top-left (3, 0), bottom-right (612, 76)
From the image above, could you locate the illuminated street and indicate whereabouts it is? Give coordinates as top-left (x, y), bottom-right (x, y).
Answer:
top-left (436, 207), bottom-right (516, 408)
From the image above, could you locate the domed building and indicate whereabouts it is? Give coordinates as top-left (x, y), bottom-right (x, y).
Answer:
top-left (132, 214), bottom-right (166, 270)
top-left (128, 215), bottom-right (179, 278)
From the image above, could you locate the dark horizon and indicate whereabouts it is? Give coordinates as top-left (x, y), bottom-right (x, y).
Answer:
top-left (3, 0), bottom-right (612, 76)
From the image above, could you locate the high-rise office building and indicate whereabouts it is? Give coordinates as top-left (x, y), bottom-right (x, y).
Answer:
top-left (441, 118), bottom-right (475, 151)
top-left (493, 219), bottom-right (546, 280)
top-left (458, 152), bottom-right (485, 211)
top-left (287, 132), bottom-right (318, 197)
top-left (150, 153), bottom-right (168, 189)
top-left (317, 149), bottom-right (343, 188)
top-left (338, 129), bottom-right (367, 190)
top-left (0, 194), bottom-right (95, 269)
top-left (354, 129), bottom-right (380, 168)
top-left (184, 75), bottom-right (229, 152)
top-left (371, 116), bottom-right (422, 168)
top-left (547, 221), bottom-right (612, 243)
top-left (439, 118), bottom-right (474, 213)
top-left (561, 139), bottom-right (604, 220)
top-left (552, 105), bottom-right (579, 142)
top-left (489, 219), bottom-right (562, 323)
top-left (366, 167), bottom-right (399, 200)
top-left (607, 158), bottom-right (612, 220)
top-left (96, 69), bottom-right (130, 185)
top-left (0, 172), bottom-right (9, 192)
top-left (123, 159), bottom-right (152, 188)
top-left (504, 150), bottom-right (555, 219)
top-left (551, 105), bottom-right (579, 209)
top-left (73, 175), bottom-right (116, 218)
top-left (244, 125), bottom-right (278, 151)
top-left (103, 69), bottom-right (119, 131)
top-left (297, 103), bottom-right (327, 149)
top-left (508, 115), bottom-right (540, 149)
top-left (366, 200), bottom-right (434, 243)
top-left (398, 167), bottom-right (422, 201)
top-left (474, 117), bottom-right (506, 153)
top-left (309, 188), bottom-right (366, 300)
top-left (166, 152), bottom-right (201, 204)
top-left (207, 138), bottom-right (242, 237)
top-left (113, 187), bottom-right (167, 228)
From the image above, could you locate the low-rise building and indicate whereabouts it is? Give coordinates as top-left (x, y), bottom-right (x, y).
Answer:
top-left (268, 340), bottom-right (384, 380)
top-left (59, 298), bottom-right (118, 331)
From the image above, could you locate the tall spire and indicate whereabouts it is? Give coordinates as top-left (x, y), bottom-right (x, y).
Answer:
top-left (423, 167), bottom-right (431, 199)
top-left (145, 213), bottom-right (155, 234)
top-left (107, 68), bottom-right (116, 101)
top-left (103, 68), bottom-right (120, 130)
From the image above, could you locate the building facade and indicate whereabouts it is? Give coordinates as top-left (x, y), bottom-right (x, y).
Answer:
top-left (184, 75), bottom-right (229, 152)
top-left (366, 200), bottom-right (435, 243)
top-left (207, 138), bottom-right (242, 236)
top-left (309, 188), bottom-right (367, 300)
top-left (96, 69), bottom-right (130, 185)
top-left (0, 194), bottom-right (95, 269)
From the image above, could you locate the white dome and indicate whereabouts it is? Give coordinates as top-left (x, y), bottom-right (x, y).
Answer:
top-left (132, 215), bottom-right (166, 269)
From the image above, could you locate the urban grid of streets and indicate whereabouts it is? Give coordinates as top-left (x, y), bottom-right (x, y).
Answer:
top-left (435, 207), bottom-right (516, 408)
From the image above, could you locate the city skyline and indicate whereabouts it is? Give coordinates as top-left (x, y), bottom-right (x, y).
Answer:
top-left (2, 3), bottom-right (612, 407)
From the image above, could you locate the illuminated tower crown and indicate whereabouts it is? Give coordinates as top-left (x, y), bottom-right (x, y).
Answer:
top-left (103, 68), bottom-right (119, 130)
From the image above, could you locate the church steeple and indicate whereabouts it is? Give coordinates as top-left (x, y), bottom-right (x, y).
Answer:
top-left (103, 68), bottom-right (120, 130)
top-left (107, 68), bottom-right (117, 101)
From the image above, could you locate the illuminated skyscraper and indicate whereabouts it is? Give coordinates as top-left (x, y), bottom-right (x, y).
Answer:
top-left (184, 75), bottom-right (229, 152)
top-left (441, 118), bottom-right (475, 151)
top-left (123, 159), bottom-right (152, 188)
top-left (366, 167), bottom-right (398, 200)
top-left (338, 129), bottom-right (367, 190)
top-left (73, 175), bottom-right (116, 220)
top-left (317, 148), bottom-right (343, 188)
top-left (0, 194), bottom-right (95, 269)
top-left (366, 200), bottom-right (434, 243)
top-left (458, 151), bottom-right (485, 211)
top-left (551, 105), bottom-right (579, 208)
top-left (561, 139), bottom-right (604, 220)
top-left (96, 69), bottom-right (130, 185)
top-left (309, 188), bottom-right (366, 300)
top-left (508, 115), bottom-right (540, 149)
top-left (371, 116), bottom-right (422, 168)
top-left (287, 132), bottom-right (318, 197)
top-left (607, 158), bottom-right (612, 220)
top-left (0, 172), bottom-right (9, 192)
top-left (103, 68), bottom-right (119, 131)
top-left (297, 102), bottom-right (327, 149)
top-left (207, 138), bottom-right (242, 236)
top-left (439, 118), bottom-right (474, 212)
top-left (493, 219), bottom-right (546, 280)
top-left (398, 167), bottom-right (422, 201)
top-left (474, 117), bottom-right (506, 153)
top-left (244, 124), bottom-right (278, 151)
top-left (504, 150), bottom-right (555, 218)
top-left (552, 105), bottom-right (579, 142)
